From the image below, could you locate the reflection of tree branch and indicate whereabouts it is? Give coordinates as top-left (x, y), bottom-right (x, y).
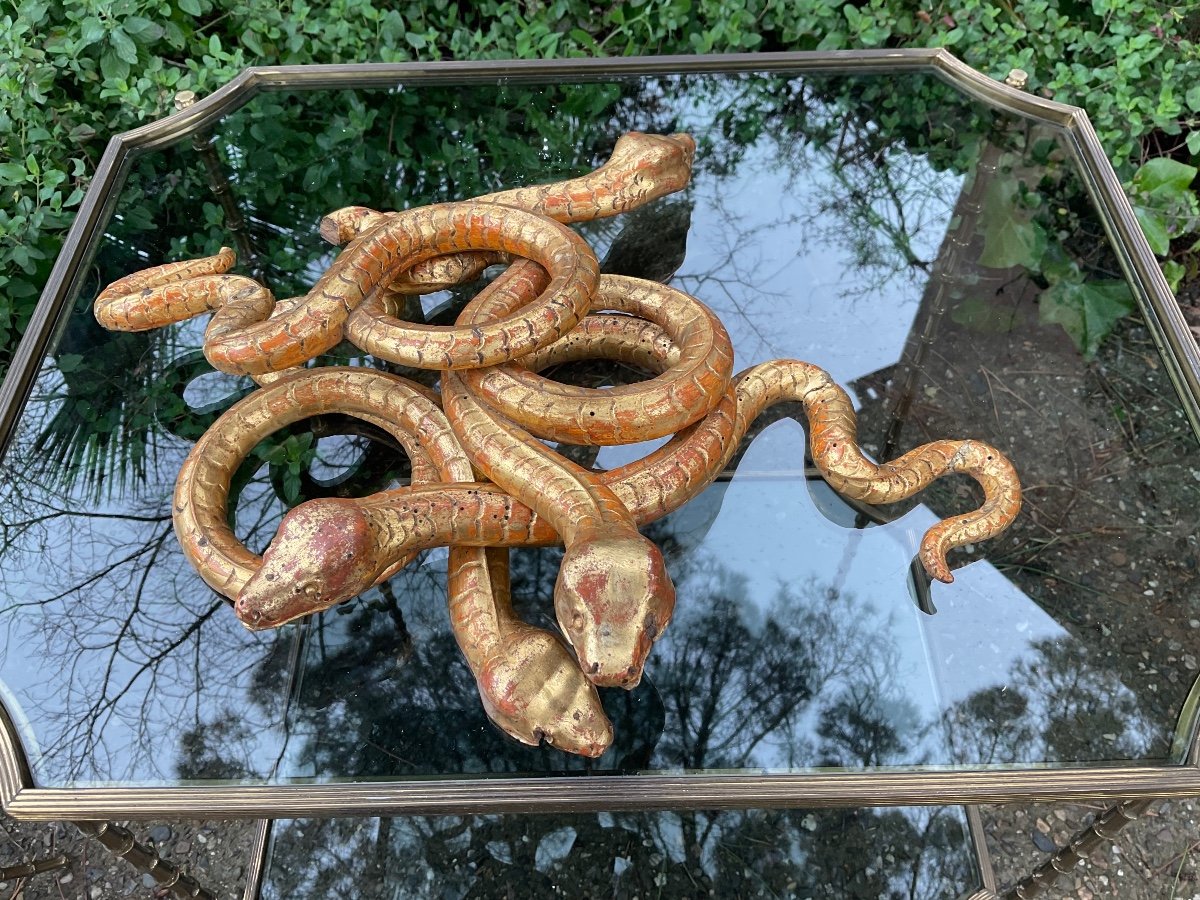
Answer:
top-left (0, 509), bottom-right (170, 550)
top-left (0, 528), bottom-right (170, 613)
top-left (0, 435), bottom-right (290, 781)
top-left (775, 97), bottom-right (956, 304)
top-left (85, 527), bottom-right (172, 740)
top-left (51, 600), bottom-right (224, 770)
top-left (673, 190), bottom-right (793, 358)
top-left (828, 154), bottom-right (931, 273)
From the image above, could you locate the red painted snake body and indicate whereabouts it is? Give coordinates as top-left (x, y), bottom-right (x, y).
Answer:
top-left (95, 131), bottom-right (1022, 756)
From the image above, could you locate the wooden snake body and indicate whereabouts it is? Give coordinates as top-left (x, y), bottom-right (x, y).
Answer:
top-left (230, 322), bottom-right (1019, 622)
top-left (96, 132), bottom-right (695, 376)
top-left (177, 366), bottom-right (612, 755)
top-left (97, 202), bottom-right (599, 375)
top-left (96, 128), bottom-right (1022, 756)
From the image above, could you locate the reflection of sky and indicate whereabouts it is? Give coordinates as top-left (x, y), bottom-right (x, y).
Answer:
top-left (0, 362), bottom-right (294, 787)
top-left (679, 144), bottom-right (934, 380)
top-left (664, 423), bottom-right (947, 764)
top-left (642, 421), bottom-right (1077, 769)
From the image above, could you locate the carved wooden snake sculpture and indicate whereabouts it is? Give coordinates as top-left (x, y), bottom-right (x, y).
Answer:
top-left (95, 132), bottom-right (1022, 756)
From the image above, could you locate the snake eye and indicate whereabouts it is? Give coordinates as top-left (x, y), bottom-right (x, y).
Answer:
top-left (570, 610), bottom-right (586, 633)
top-left (293, 579), bottom-right (320, 599)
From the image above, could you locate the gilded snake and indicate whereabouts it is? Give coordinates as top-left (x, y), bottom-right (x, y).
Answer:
top-left (94, 129), bottom-right (1022, 756)
top-left (174, 330), bottom-right (1018, 752)
top-left (172, 364), bottom-right (613, 755)
top-left (95, 132), bottom-right (696, 376)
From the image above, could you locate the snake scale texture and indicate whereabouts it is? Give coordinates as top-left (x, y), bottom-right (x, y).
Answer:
top-left (94, 131), bottom-right (1021, 757)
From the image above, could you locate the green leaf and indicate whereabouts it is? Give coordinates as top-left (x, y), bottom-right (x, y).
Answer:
top-left (100, 50), bottom-right (130, 81)
top-left (1187, 84), bottom-right (1200, 113)
top-left (1039, 279), bottom-right (1136, 358)
top-left (178, 0), bottom-right (202, 15)
top-left (24, 154), bottom-right (39, 177)
top-left (68, 123), bottom-right (97, 143)
top-left (56, 353), bottom-right (84, 373)
top-left (122, 16), bottom-right (163, 41)
top-left (1039, 243), bottom-right (1081, 284)
top-left (0, 163), bottom-right (27, 184)
top-left (569, 28), bottom-right (598, 50)
top-left (979, 175), bottom-right (1047, 270)
top-left (283, 470), bottom-right (301, 504)
top-left (1162, 259), bottom-right (1186, 293)
top-left (815, 31), bottom-right (846, 51)
top-left (1134, 207), bottom-right (1171, 255)
top-left (110, 27), bottom-right (139, 64)
top-left (256, 444), bottom-right (284, 464)
top-left (243, 30), bottom-right (264, 56)
top-left (79, 16), bottom-right (106, 47)
top-left (405, 31), bottom-right (427, 49)
top-left (20, 0), bottom-right (48, 22)
top-left (949, 296), bottom-right (1017, 333)
top-left (1131, 157), bottom-right (1197, 194)
top-left (980, 220), bottom-right (1047, 269)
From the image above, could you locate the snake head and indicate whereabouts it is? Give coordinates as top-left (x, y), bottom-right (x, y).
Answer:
top-left (554, 535), bottom-right (675, 689)
top-left (478, 628), bottom-right (613, 757)
top-left (612, 132), bottom-right (697, 199)
top-left (318, 206), bottom-right (389, 244)
top-left (235, 499), bottom-right (380, 630)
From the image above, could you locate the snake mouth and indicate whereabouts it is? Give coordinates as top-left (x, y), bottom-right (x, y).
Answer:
top-left (234, 579), bottom-right (323, 631)
top-left (666, 132), bottom-right (697, 156)
top-left (543, 729), bottom-right (611, 759)
top-left (583, 656), bottom-right (646, 690)
top-left (235, 599), bottom-right (266, 631)
top-left (233, 579), bottom-right (303, 631)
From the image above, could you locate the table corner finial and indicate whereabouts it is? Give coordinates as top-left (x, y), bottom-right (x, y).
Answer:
top-left (1004, 68), bottom-right (1029, 90)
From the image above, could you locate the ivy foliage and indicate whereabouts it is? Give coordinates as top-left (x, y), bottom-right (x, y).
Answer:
top-left (2, 0), bottom-right (1199, 375)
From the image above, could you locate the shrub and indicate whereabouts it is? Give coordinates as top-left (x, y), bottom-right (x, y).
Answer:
top-left (3, 0), bottom-right (1199, 375)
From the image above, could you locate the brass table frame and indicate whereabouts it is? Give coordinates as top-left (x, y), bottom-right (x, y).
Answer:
top-left (1, 49), bottom-right (1198, 900)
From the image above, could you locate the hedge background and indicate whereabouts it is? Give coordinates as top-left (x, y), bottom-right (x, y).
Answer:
top-left (2, 0), bottom-right (1199, 375)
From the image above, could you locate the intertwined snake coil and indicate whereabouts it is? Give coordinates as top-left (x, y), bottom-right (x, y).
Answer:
top-left (93, 132), bottom-right (1021, 757)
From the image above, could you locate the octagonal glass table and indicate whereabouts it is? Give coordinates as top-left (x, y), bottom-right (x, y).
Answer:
top-left (2, 51), bottom-right (1199, 899)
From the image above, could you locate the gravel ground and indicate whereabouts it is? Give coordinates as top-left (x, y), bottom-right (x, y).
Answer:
top-left (0, 819), bottom-right (254, 899)
top-left (982, 798), bottom-right (1200, 899)
top-left (1, 801), bottom-right (1199, 898)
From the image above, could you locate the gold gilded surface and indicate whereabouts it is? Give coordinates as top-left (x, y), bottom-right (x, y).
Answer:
top-left (94, 129), bottom-right (1022, 757)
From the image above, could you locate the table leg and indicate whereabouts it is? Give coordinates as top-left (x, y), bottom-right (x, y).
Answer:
top-left (75, 820), bottom-right (216, 900)
top-left (1002, 798), bottom-right (1154, 898)
top-left (240, 819), bottom-right (273, 900)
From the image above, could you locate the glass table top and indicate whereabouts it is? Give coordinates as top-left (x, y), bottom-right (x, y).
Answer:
top-left (259, 807), bottom-right (982, 899)
top-left (1, 60), bottom-right (1198, 803)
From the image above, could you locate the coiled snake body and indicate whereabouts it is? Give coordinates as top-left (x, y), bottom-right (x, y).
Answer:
top-left (96, 131), bottom-right (1021, 756)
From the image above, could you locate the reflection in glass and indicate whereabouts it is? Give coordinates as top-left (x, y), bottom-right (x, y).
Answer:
top-left (0, 69), bottom-right (1196, 792)
top-left (260, 807), bottom-right (980, 899)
